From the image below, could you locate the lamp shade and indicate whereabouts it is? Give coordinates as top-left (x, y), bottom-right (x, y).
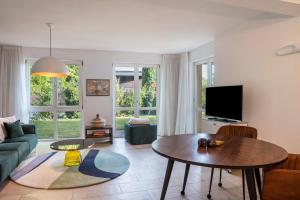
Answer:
top-left (32, 56), bottom-right (69, 77)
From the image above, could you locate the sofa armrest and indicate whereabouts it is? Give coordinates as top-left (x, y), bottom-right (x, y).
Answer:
top-left (263, 169), bottom-right (300, 200)
top-left (21, 124), bottom-right (36, 134)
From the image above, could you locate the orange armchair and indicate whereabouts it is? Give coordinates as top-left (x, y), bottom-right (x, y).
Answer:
top-left (263, 154), bottom-right (300, 200)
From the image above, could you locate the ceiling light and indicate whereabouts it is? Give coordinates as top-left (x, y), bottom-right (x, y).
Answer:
top-left (32, 23), bottom-right (69, 78)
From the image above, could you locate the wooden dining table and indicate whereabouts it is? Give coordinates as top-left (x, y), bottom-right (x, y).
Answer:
top-left (152, 133), bottom-right (288, 200)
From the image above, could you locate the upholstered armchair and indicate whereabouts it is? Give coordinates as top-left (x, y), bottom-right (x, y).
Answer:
top-left (263, 154), bottom-right (300, 200)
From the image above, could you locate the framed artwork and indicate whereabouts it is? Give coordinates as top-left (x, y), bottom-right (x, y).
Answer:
top-left (86, 79), bottom-right (110, 96)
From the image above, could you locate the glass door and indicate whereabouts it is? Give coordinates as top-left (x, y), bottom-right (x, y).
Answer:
top-left (114, 65), bottom-right (135, 137)
top-left (28, 60), bottom-right (82, 140)
top-left (114, 64), bottom-right (158, 137)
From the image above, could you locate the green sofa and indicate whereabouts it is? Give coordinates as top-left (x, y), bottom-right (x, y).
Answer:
top-left (0, 124), bottom-right (38, 183)
top-left (124, 123), bottom-right (157, 145)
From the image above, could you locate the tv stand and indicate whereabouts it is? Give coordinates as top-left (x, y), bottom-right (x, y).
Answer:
top-left (200, 118), bottom-right (248, 134)
top-left (207, 117), bottom-right (239, 123)
top-left (207, 117), bottom-right (218, 120)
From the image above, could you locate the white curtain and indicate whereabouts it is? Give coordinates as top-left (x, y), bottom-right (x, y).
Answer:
top-left (175, 52), bottom-right (194, 134)
top-left (0, 45), bottom-right (29, 123)
top-left (158, 54), bottom-right (180, 136)
top-left (158, 53), bottom-right (195, 136)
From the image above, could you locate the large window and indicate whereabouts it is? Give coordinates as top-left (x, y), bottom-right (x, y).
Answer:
top-left (200, 61), bottom-right (215, 111)
top-left (27, 60), bottom-right (82, 140)
top-left (194, 59), bottom-right (214, 131)
top-left (113, 64), bottom-right (159, 137)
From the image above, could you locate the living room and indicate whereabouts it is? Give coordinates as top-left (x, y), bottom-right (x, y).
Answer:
top-left (1, 0), bottom-right (300, 200)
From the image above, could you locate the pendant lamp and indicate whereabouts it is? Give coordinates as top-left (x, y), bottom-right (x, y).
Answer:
top-left (32, 23), bottom-right (69, 77)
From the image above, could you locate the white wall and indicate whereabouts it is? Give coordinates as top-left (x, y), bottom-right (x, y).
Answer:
top-left (189, 42), bottom-right (214, 63)
top-left (23, 47), bottom-right (161, 130)
top-left (214, 17), bottom-right (300, 153)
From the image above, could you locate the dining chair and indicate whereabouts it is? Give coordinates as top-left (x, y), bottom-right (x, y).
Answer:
top-left (207, 125), bottom-right (258, 199)
top-left (263, 153), bottom-right (300, 200)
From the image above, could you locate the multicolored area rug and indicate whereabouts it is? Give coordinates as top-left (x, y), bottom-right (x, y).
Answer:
top-left (10, 149), bottom-right (130, 189)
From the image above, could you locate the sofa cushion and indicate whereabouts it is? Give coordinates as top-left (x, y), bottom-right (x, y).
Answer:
top-left (0, 151), bottom-right (19, 182)
top-left (4, 120), bottom-right (24, 139)
top-left (4, 134), bottom-right (38, 152)
top-left (128, 118), bottom-right (150, 125)
top-left (0, 115), bottom-right (16, 142)
top-left (0, 142), bottom-right (30, 163)
top-left (21, 124), bottom-right (36, 135)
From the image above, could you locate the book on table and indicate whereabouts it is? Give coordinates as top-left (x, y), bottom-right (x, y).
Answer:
top-left (92, 131), bottom-right (106, 136)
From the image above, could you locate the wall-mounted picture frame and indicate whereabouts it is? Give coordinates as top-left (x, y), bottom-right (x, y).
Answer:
top-left (86, 79), bottom-right (110, 96)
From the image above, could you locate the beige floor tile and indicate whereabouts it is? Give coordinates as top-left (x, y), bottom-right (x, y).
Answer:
top-left (148, 184), bottom-right (199, 200)
top-left (74, 191), bottom-right (151, 200)
top-left (119, 179), bottom-right (164, 193)
top-left (0, 181), bottom-right (38, 196)
top-left (20, 190), bottom-right (73, 200)
top-left (72, 183), bottom-right (122, 199)
top-left (0, 195), bottom-right (21, 200)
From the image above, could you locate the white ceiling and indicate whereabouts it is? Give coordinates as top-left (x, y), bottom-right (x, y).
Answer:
top-left (0, 0), bottom-right (300, 54)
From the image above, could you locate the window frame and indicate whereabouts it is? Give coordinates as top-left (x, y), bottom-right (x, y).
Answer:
top-left (193, 57), bottom-right (214, 132)
top-left (26, 59), bottom-right (83, 140)
top-left (112, 63), bottom-right (160, 134)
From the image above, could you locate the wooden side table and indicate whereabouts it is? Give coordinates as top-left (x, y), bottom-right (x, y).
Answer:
top-left (85, 125), bottom-right (113, 144)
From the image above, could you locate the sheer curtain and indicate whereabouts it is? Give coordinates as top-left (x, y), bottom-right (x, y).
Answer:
top-left (0, 45), bottom-right (29, 123)
top-left (158, 53), bottom-right (195, 136)
top-left (158, 54), bottom-right (180, 136)
top-left (175, 52), bottom-right (194, 134)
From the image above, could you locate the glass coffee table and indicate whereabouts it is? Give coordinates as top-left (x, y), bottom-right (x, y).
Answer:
top-left (50, 139), bottom-right (95, 167)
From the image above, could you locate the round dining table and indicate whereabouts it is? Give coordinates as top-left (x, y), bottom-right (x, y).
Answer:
top-left (152, 133), bottom-right (288, 200)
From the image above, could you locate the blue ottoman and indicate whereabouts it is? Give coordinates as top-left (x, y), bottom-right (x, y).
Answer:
top-left (124, 123), bottom-right (157, 145)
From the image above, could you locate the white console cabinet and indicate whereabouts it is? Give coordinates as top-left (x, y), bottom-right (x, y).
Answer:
top-left (200, 118), bottom-right (248, 134)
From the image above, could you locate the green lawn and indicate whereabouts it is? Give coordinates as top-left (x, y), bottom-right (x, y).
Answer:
top-left (31, 116), bottom-right (157, 139)
top-left (30, 119), bottom-right (81, 139)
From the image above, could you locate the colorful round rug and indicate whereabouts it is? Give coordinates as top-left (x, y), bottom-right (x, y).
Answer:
top-left (10, 149), bottom-right (130, 189)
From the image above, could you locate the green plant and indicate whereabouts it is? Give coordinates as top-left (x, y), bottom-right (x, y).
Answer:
top-left (115, 78), bottom-right (134, 108)
top-left (30, 75), bottom-right (52, 106)
top-left (58, 65), bottom-right (80, 107)
top-left (139, 68), bottom-right (157, 116)
top-left (115, 68), bottom-right (157, 118)
top-left (202, 78), bottom-right (208, 109)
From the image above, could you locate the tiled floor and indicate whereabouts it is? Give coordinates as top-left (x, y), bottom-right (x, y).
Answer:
top-left (0, 139), bottom-right (248, 200)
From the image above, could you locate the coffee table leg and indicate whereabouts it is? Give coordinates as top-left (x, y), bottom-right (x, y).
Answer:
top-left (245, 169), bottom-right (257, 200)
top-left (254, 168), bottom-right (263, 199)
top-left (160, 159), bottom-right (174, 200)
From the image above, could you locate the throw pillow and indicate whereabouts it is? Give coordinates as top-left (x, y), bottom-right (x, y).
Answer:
top-left (0, 115), bottom-right (17, 142)
top-left (4, 120), bottom-right (24, 139)
top-left (128, 118), bottom-right (150, 125)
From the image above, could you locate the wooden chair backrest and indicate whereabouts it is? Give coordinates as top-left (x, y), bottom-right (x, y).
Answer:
top-left (216, 125), bottom-right (257, 139)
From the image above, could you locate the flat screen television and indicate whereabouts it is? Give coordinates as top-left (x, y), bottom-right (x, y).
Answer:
top-left (205, 85), bottom-right (243, 121)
